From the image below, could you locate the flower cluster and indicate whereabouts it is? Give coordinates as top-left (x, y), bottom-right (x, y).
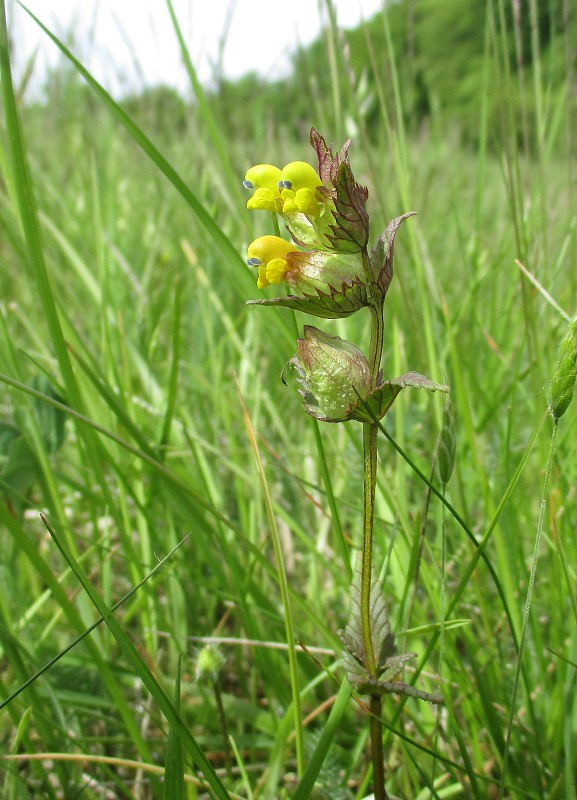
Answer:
top-left (242, 128), bottom-right (447, 422)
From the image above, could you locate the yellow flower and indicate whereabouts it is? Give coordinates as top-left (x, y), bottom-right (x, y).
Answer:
top-left (243, 164), bottom-right (282, 212)
top-left (247, 235), bottom-right (298, 289)
top-left (278, 161), bottom-right (323, 216)
top-left (278, 161), bottom-right (322, 192)
top-left (243, 161), bottom-right (324, 217)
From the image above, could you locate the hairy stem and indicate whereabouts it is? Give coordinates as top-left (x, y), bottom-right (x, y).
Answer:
top-left (367, 299), bottom-right (385, 381)
top-left (361, 421), bottom-right (379, 677)
top-left (361, 299), bottom-right (387, 800)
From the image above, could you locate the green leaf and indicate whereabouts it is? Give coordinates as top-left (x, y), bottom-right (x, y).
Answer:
top-left (369, 212), bottom-right (416, 294)
top-left (338, 554), bottom-right (397, 686)
top-left (327, 161), bottom-right (369, 253)
top-left (350, 371), bottom-right (449, 424)
top-left (339, 554), bottom-right (443, 705)
top-left (163, 656), bottom-right (185, 800)
top-left (246, 279), bottom-right (369, 319)
top-left (40, 515), bottom-right (233, 800)
top-left (28, 375), bottom-right (67, 454)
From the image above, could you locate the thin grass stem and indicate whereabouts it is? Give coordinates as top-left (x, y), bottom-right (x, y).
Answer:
top-left (498, 422), bottom-right (558, 798)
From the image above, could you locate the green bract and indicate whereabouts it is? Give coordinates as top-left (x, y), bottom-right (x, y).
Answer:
top-left (246, 279), bottom-right (369, 319)
top-left (288, 326), bottom-right (372, 422)
top-left (288, 326), bottom-right (449, 423)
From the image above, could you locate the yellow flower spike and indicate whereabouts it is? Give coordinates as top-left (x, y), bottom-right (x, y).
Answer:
top-left (244, 165), bottom-right (283, 212)
top-left (247, 235), bottom-right (298, 289)
top-left (281, 187), bottom-right (321, 216)
top-left (280, 188), bottom-right (297, 213)
top-left (282, 197), bottom-right (298, 213)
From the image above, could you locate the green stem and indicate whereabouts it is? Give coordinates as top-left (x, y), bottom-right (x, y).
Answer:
top-left (360, 302), bottom-right (386, 675)
top-left (271, 211), bottom-right (282, 238)
top-left (367, 303), bottom-right (385, 381)
top-left (360, 299), bottom-right (387, 800)
top-left (361, 421), bottom-right (379, 677)
top-left (213, 678), bottom-right (232, 781)
top-left (370, 696), bottom-right (386, 797)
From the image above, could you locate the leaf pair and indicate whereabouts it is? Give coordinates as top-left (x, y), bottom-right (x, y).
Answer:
top-left (339, 555), bottom-right (443, 705)
top-left (285, 326), bottom-right (448, 424)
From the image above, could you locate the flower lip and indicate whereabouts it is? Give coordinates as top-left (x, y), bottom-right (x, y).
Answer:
top-left (243, 180), bottom-right (254, 190)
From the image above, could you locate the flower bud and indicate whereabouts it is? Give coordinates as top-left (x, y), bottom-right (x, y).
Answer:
top-left (437, 396), bottom-right (456, 485)
top-left (549, 314), bottom-right (577, 422)
top-left (194, 645), bottom-right (225, 686)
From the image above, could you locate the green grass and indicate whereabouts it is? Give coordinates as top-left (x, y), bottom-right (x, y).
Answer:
top-left (1, 0), bottom-right (576, 798)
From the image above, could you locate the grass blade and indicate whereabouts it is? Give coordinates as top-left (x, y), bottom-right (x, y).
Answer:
top-left (291, 678), bottom-right (352, 800)
top-left (163, 655), bottom-right (185, 800)
top-left (40, 514), bottom-right (233, 800)
top-left (17, 2), bottom-right (247, 288)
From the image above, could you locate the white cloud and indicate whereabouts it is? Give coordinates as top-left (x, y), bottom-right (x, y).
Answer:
top-left (10, 0), bottom-right (384, 97)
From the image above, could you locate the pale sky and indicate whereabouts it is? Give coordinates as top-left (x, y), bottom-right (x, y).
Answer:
top-left (10, 0), bottom-right (385, 97)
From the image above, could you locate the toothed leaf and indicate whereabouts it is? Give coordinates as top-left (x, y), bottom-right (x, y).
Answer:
top-left (309, 127), bottom-right (350, 186)
top-left (339, 554), bottom-right (443, 705)
top-left (338, 553), bottom-right (396, 686)
top-left (328, 161), bottom-right (369, 253)
top-left (350, 372), bottom-right (450, 424)
top-left (246, 280), bottom-right (369, 320)
top-left (370, 212), bottom-right (416, 293)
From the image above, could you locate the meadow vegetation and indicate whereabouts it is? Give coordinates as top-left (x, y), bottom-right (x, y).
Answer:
top-left (0, 0), bottom-right (576, 798)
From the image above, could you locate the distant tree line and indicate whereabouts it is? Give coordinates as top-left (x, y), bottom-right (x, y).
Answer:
top-left (23, 0), bottom-right (574, 156)
top-left (210, 0), bottom-right (574, 152)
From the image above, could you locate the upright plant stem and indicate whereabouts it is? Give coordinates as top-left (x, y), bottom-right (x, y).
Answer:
top-left (367, 301), bottom-right (385, 381)
top-left (360, 300), bottom-right (387, 800)
top-left (361, 421), bottom-right (379, 678)
top-left (369, 696), bottom-right (386, 798)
